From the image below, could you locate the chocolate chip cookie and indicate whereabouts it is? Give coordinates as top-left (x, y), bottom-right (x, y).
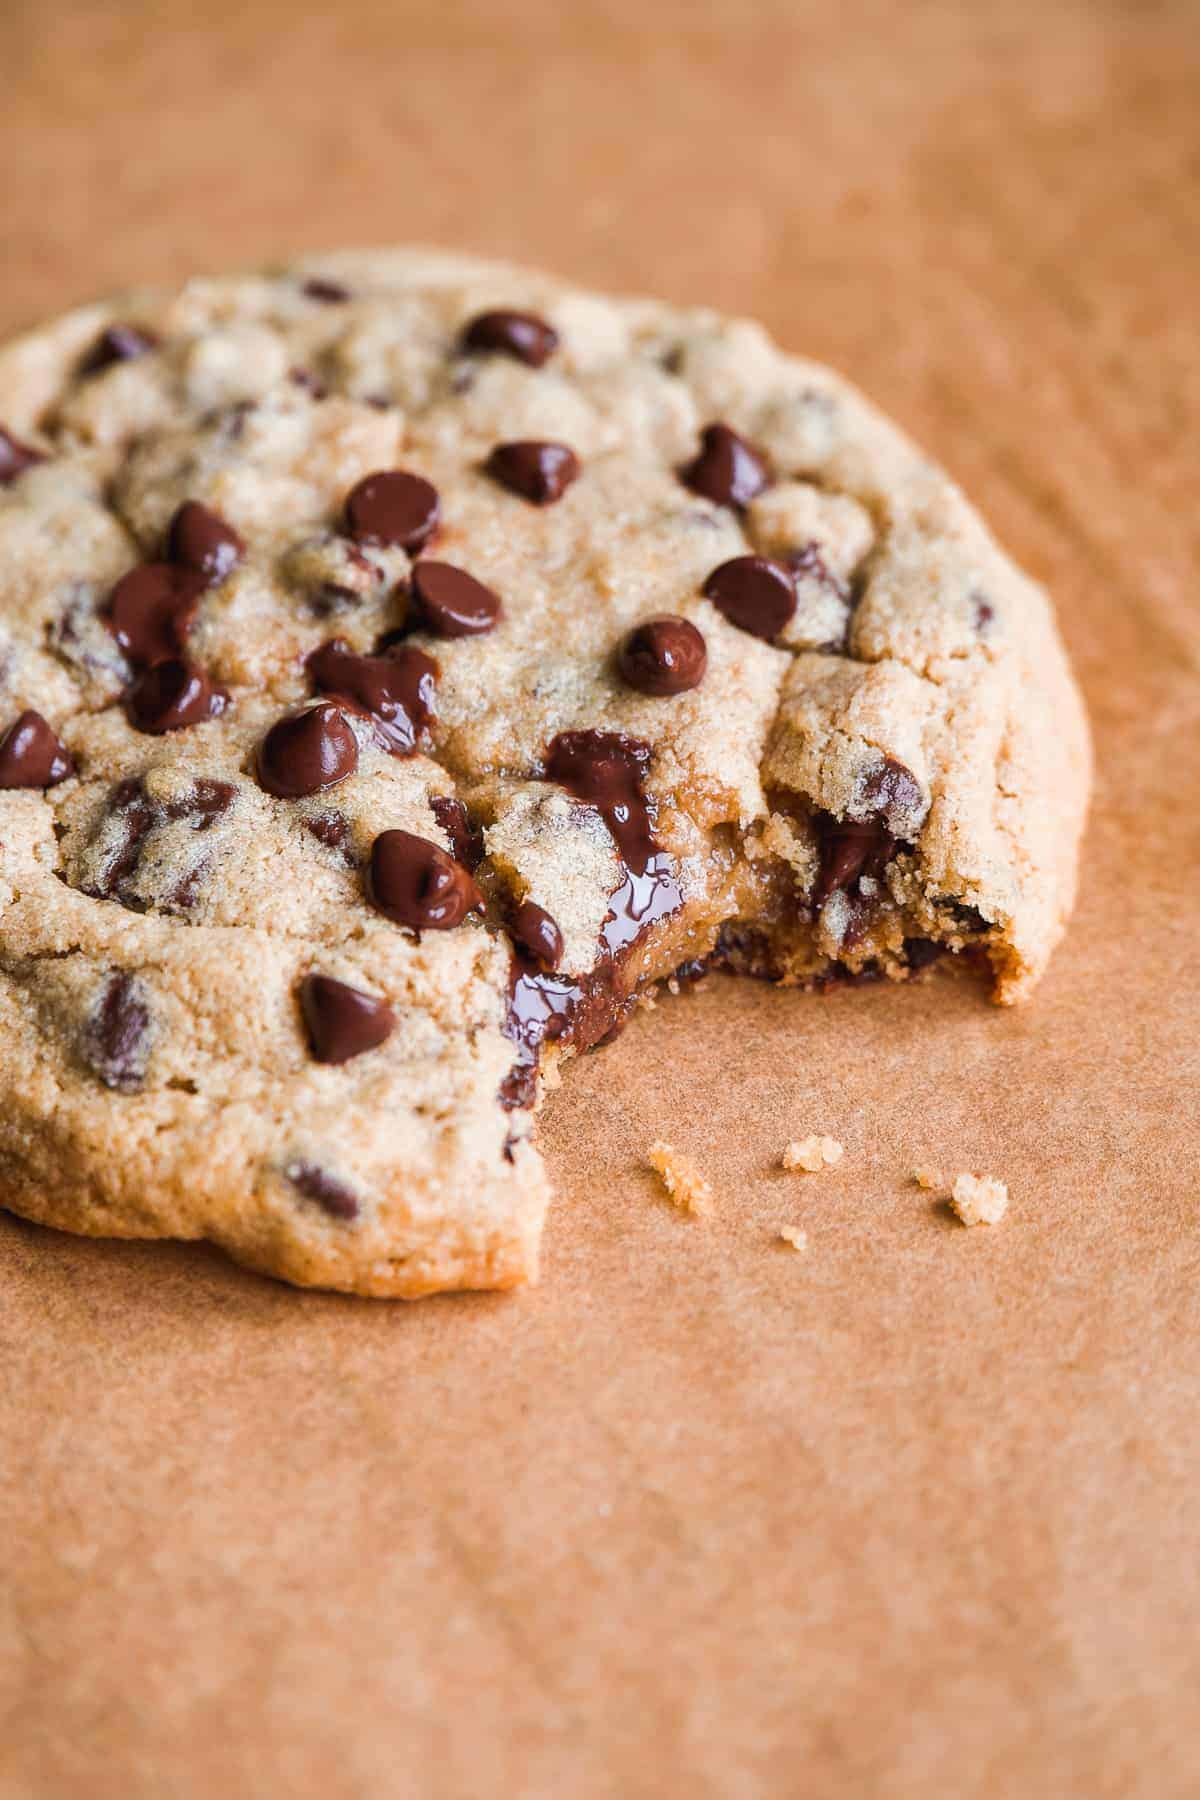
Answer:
top-left (0, 249), bottom-right (1090, 1295)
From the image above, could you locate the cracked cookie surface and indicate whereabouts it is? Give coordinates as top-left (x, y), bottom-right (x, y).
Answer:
top-left (0, 248), bottom-right (1090, 1295)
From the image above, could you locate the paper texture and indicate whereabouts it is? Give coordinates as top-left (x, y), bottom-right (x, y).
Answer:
top-left (2, 2), bottom-right (1197, 1794)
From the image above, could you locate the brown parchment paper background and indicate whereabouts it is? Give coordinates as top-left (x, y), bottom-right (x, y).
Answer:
top-left (1, 3), bottom-right (1198, 1795)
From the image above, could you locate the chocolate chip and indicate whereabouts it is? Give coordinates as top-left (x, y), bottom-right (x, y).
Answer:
top-left (299, 973), bottom-right (395, 1064)
top-left (127, 659), bottom-right (228, 734)
top-left (812, 815), bottom-right (895, 906)
top-left (429, 795), bottom-right (484, 870)
top-left (680, 423), bottom-right (770, 509)
top-left (973, 593), bottom-right (995, 633)
top-left (702, 556), bottom-right (796, 641)
top-left (485, 441), bottom-right (579, 505)
top-left (344, 470), bottom-right (440, 551)
top-left (510, 900), bottom-right (564, 970)
top-left (303, 811), bottom-right (357, 864)
top-left (302, 277), bottom-right (351, 303)
top-left (81, 972), bottom-right (151, 1091)
top-left (308, 638), bottom-right (436, 756)
top-left (106, 563), bottom-right (206, 668)
top-left (857, 756), bottom-right (925, 834)
top-left (79, 324), bottom-right (159, 378)
top-left (618, 617), bottom-right (707, 696)
top-left (409, 561), bottom-right (502, 637)
top-left (285, 1160), bottom-right (359, 1220)
top-left (461, 310), bottom-right (559, 367)
top-left (0, 426), bottom-right (45, 486)
top-left (167, 501), bottom-right (245, 586)
top-left (368, 829), bottom-right (481, 931)
top-left (0, 711), bottom-right (74, 788)
top-left (257, 703), bottom-right (358, 799)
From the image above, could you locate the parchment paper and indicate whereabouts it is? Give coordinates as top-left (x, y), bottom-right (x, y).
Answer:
top-left (2, 2), bottom-right (1198, 1794)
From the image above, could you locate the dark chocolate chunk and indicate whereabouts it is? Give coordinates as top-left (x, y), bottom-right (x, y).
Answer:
top-left (618, 616), bottom-right (707, 695)
top-left (79, 324), bottom-right (159, 378)
top-left (429, 795), bottom-right (484, 870)
top-left (299, 973), bottom-right (395, 1064)
top-left (256, 703), bottom-right (358, 799)
top-left (368, 829), bottom-right (481, 931)
top-left (127, 659), bottom-right (228, 734)
top-left (461, 309), bottom-right (559, 367)
top-left (81, 972), bottom-right (151, 1091)
top-left (167, 501), bottom-right (245, 586)
top-left (485, 440), bottom-right (579, 505)
top-left (302, 277), bottom-right (351, 303)
top-left (702, 556), bottom-right (796, 641)
top-left (510, 900), bottom-right (564, 970)
top-left (344, 470), bottom-right (440, 551)
top-left (0, 711), bottom-right (75, 788)
top-left (308, 638), bottom-right (436, 756)
top-left (285, 1160), bottom-right (359, 1220)
top-left (106, 563), bottom-right (206, 668)
top-left (409, 561), bottom-right (502, 638)
top-left (680, 423), bottom-right (770, 509)
top-left (0, 426), bottom-right (45, 485)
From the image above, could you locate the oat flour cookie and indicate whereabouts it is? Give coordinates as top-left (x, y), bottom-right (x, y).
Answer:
top-left (0, 249), bottom-right (1090, 1295)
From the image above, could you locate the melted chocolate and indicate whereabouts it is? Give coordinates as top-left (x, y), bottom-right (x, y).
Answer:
top-left (499, 730), bottom-right (682, 1107)
top-left (308, 638), bottom-right (436, 755)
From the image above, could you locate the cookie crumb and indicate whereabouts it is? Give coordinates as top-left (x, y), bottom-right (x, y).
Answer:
top-left (911, 1165), bottom-right (943, 1190)
top-left (949, 1172), bottom-right (1008, 1226)
top-left (782, 1135), bottom-right (844, 1173)
top-left (647, 1141), bottom-right (712, 1216)
top-left (778, 1225), bottom-right (808, 1252)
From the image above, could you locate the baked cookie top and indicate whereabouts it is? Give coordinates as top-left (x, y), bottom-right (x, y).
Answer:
top-left (0, 248), bottom-right (1090, 1296)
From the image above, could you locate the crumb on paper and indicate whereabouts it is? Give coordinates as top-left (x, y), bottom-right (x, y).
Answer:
top-left (647, 1141), bottom-right (712, 1216)
top-left (911, 1165), bottom-right (943, 1190)
top-left (950, 1172), bottom-right (1009, 1226)
top-left (782, 1135), bottom-right (844, 1173)
top-left (778, 1225), bottom-right (808, 1252)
